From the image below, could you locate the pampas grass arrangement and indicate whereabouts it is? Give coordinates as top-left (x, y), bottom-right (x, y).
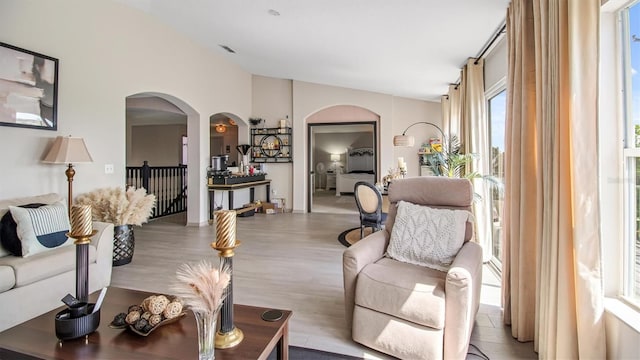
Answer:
top-left (76, 186), bottom-right (156, 226)
top-left (172, 260), bottom-right (231, 314)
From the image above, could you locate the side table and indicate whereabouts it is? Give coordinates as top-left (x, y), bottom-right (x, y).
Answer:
top-left (325, 173), bottom-right (336, 190)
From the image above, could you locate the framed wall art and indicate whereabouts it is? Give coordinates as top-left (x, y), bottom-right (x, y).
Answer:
top-left (0, 42), bottom-right (59, 130)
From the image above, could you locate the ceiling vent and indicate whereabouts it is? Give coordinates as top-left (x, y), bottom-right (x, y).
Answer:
top-left (219, 45), bottom-right (236, 54)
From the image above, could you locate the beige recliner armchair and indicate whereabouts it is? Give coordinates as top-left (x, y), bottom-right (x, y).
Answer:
top-left (343, 176), bottom-right (482, 359)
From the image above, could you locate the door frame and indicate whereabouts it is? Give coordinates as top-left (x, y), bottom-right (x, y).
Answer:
top-left (306, 121), bottom-right (378, 213)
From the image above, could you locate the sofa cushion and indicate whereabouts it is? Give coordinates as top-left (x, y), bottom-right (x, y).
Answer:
top-left (355, 257), bottom-right (446, 330)
top-left (0, 266), bottom-right (15, 292)
top-left (387, 200), bottom-right (471, 272)
top-left (1, 203), bottom-right (46, 256)
top-left (9, 201), bottom-right (72, 257)
top-left (0, 244), bottom-right (97, 288)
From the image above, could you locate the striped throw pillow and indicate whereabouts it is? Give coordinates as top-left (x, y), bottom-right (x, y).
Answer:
top-left (8, 201), bottom-right (72, 257)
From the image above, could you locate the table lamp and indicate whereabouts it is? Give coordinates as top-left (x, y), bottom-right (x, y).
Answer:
top-left (330, 154), bottom-right (340, 171)
top-left (42, 136), bottom-right (93, 215)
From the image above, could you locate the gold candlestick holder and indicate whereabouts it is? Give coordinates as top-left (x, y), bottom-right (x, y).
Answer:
top-left (211, 241), bottom-right (243, 348)
top-left (212, 209), bottom-right (243, 348)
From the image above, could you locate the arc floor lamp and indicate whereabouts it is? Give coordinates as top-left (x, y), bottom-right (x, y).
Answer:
top-left (393, 121), bottom-right (446, 147)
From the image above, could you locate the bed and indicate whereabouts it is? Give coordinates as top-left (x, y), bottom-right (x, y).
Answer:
top-left (336, 147), bottom-right (376, 196)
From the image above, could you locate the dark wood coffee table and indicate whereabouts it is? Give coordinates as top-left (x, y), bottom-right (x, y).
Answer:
top-left (0, 287), bottom-right (292, 359)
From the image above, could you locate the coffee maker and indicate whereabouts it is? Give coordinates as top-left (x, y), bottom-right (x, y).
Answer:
top-left (210, 154), bottom-right (230, 175)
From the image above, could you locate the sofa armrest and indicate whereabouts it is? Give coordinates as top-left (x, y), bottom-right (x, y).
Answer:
top-left (444, 241), bottom-right (483, 360)
top-left (91, 221), bottom-right (114, 288)
top-left (342, 230), bottom-right (389, 329)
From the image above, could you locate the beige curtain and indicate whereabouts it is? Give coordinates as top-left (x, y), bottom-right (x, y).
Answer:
top-left (441, 94), bottom-right (451, 137)
top-left (447, 84), bottom-right (462, 138)
top-left (503, 0), bottom-right (605, 358)
top-left (462, 59), bottom-right (492, 262)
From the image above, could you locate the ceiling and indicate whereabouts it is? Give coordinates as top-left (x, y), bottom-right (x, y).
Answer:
top-left (115, 0), bottom-right (509, 101)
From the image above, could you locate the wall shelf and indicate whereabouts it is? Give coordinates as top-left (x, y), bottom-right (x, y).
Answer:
top-left (251, 127), bottom-right (292, 163)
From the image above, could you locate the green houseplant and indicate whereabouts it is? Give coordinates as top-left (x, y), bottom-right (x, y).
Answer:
top-left (76, 186), bottom-right (156, 266)
top-left (424, 136), bottom-right (503, 198)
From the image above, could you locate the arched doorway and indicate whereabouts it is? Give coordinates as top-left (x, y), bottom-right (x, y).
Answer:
top-left (125, 92), bottom-right (199, 225)
top-left (306, 105), bottom-right (380, 213)
top-left (209, 113), bottom-right (240, 167)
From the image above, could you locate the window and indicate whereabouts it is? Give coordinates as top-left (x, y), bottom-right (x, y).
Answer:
top-left (622, 1), bottom-right (640, 307)
top-left (487, 88), bottom-right (506, 272)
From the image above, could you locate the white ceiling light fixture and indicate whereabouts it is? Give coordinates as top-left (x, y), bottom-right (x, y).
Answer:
top-left (268, 9), bottom-right (280, 16)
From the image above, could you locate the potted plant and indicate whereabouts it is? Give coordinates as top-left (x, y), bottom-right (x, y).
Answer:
top-left (76, 186), bottom-right (156, 266)
top-left (424, 135), bottom-right (503, 198)
top-left (249, 117), bottom-right (264, 127)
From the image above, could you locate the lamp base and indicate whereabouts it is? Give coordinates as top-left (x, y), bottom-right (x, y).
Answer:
top-left (54, 304), bottom-right (100, 341)
top-left (215, 326), bottom-right (244, 349)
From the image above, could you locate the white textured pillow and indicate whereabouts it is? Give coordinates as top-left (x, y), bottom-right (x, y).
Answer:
top-left (387, 200), bottom-right (472, 271)
top-left (9, 201), bottom-right (72, 257)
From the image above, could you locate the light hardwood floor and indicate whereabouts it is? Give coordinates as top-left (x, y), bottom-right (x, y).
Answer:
top-left (112, 211), bottom-right (537, 359)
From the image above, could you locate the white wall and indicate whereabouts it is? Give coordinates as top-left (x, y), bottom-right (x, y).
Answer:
top-left (290, 80), bottom-right (441, 212)
top-left (0, 0), bottom-right (252, 225)
top-left (130, 124), bottom-right (186, 166)
top-left (251, 75), bottom-right (293, 209)
top-left (391, 96), bottom-right (443, 180)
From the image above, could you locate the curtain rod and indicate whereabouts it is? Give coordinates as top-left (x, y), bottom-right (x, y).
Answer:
top-left (474, 23), bottom-right (507, 65)
top-left (448, 23), bottom-right (506, 89)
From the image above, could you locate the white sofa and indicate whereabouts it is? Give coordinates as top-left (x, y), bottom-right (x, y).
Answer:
top-left (0, 193), bottom-right (114, 331)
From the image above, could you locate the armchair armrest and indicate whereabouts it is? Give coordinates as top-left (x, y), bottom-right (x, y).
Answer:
top-left (342, 230), bottom-right (389, 328)
top-left (444, 241), bottom-right (483, 360)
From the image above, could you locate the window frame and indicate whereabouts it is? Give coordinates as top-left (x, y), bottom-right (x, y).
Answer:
top-left (485, 78), bottom-right (507, 274)
top-left (620, 0), bottom-right (640, 309)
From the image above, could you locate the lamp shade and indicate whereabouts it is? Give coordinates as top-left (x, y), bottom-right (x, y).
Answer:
top-left (42, 136), bottom-right (93, 164)
top-left (393, 135), bottom-right (415, 147)
top-left (330, 154), bottom-right (340, 162)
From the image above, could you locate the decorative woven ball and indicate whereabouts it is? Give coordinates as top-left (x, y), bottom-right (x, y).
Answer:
top-left (149, 314), bottom-right (162, 327)
top-left (172, 297), bottom-right (184, 306)
top-left (134, 318), bottom-right (149, 331)
top-left (125, 311), bottom-right (141, 325)
top-left (141, 311), bottom-right (151, 321)
top-left (148, 295), bottom-right (170, 315)
top-left (128, 305), bottom-right (142, 314)
top-left (163, 301), bottom-right (183, 319)
top-left (141, 295), bottom-right (156, 312)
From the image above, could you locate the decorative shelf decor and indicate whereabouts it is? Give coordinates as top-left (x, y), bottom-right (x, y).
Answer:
top-left (250, 127), bottom-right (292, 163)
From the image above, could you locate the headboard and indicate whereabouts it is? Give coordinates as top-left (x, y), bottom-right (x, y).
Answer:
top-left (346, 147), bottom-right (374, 173)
